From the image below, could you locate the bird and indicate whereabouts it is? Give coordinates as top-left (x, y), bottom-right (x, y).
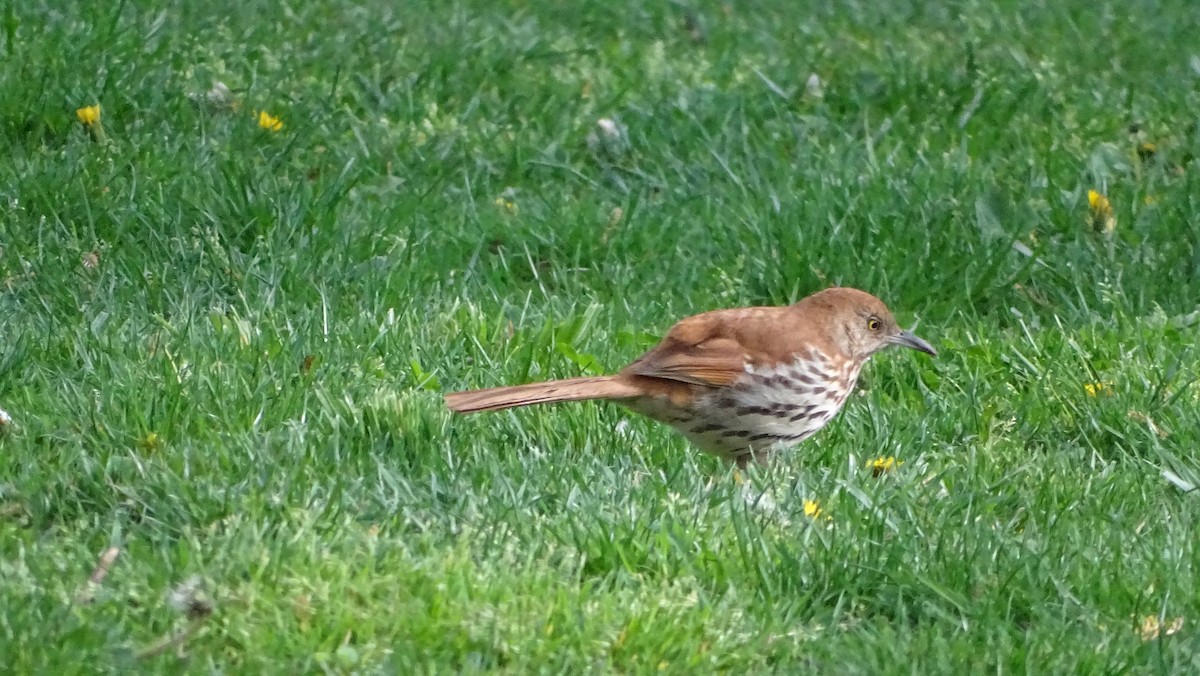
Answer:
top-left (444, 287), bottom-right (936, 466)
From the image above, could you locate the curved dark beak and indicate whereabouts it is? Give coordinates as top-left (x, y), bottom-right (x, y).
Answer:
top-left (890, 330), bottom-right (937, 356)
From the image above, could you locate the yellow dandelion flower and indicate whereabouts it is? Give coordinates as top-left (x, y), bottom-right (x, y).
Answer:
top-left (1087, 189), bottom-right (1116, 234)
top-left (1136, 142), bottom-right (1157, 162)
top-left (1084, 382), bottom-right (1111, 397)
top-left (76, 105), bottom-right (101, 126)
top-left (803, 499), bottom-right (823, 519)
top-left (867, 456), bottom-right (901, 476)
top-left (75, 104), bottom-right (105, 142)
top-left (257, 110), bottom-right (283, 132)
top-left (494, 197), bottom-right (518, 214)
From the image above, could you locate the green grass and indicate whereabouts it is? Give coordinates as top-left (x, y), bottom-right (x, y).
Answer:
top-left (3, 0), bottom-right (1200, 671)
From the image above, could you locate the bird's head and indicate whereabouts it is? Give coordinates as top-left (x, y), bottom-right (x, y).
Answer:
top-left (800, 287), bottom-right (937, 362)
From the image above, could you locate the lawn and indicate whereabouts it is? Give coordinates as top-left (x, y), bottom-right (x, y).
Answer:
top-left (2, 0), bottom-right (1200, 672)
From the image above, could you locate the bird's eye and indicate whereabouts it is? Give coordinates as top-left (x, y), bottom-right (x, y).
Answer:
top-left (867, 317), bottom-right (881, 331)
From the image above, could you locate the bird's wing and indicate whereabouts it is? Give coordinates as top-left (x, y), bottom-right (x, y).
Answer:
top-left (621, 309), bottom-right (777, 388)
top-left (624, 336), bottom-right (748, 387)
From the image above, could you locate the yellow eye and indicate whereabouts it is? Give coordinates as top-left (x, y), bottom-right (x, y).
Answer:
top-left (867, 318), bottom-right (881, 331)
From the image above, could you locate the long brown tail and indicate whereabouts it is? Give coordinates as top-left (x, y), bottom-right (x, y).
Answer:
top-left (444, 375), bottom-right (641, 414)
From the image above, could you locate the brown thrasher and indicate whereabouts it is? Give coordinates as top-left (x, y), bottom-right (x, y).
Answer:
top-left (445, 287), bottom-right (936, 466)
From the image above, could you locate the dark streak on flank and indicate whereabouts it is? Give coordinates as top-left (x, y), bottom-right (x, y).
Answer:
top-left (788, 405), bottom-right (820, 422)
top-left (718, 428), bottom-right (753, 439)
top-left (689, 422), bottom-right (724, 435)
top-left (789, 369), bottom-right (815, 385)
